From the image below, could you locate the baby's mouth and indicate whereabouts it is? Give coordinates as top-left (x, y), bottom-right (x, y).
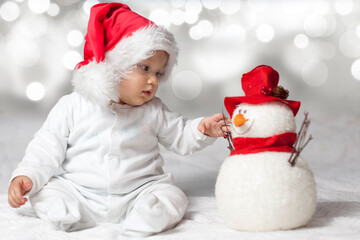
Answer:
top-left (142, 90), bottom-right (153, 96)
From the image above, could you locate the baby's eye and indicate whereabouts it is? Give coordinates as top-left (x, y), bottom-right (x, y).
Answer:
top-left (156, 72), bottom-right (164, 77)
top-left (139, 65), bottom-right (149, 71)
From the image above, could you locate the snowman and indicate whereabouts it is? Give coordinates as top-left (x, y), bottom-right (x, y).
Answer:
top-left (216, 65), bottom-right (316, 231)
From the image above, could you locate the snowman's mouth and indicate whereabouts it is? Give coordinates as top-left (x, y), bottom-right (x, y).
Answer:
top-left (233, 119), bottom-right (255, 135)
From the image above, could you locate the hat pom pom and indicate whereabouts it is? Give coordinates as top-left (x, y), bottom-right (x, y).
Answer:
top-left (72, 60), bottom-right (119, 106)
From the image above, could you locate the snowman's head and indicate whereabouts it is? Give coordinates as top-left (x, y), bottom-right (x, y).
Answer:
top-left (231, 101), bottom-right (296, 138)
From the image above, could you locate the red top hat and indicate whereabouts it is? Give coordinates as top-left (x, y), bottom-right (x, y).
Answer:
top-left (225, 65), bottom-right (300, 117)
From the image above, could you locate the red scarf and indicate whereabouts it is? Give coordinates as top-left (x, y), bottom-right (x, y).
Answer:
top-left (230, 132), bottom-right (297, 156)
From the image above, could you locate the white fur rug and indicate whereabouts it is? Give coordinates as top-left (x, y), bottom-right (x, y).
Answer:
top-left (1, 192), bottom-right (360, 240)
top-left (1, 111), bottom-right (360, 239)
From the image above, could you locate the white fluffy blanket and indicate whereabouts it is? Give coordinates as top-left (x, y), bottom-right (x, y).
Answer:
top-left (1, 192), bottom-right (360, 239)
top-left (1, 112), bottom-right (360, 239)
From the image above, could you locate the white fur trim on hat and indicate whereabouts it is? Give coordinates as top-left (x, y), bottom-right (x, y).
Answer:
top-left (72, 25), bottom-right (178, 106)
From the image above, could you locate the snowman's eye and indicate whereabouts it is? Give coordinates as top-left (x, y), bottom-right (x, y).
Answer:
top-left (244, 110), bottom-right (247, 114)
top-left (238, 109), bottom-right (242, 114)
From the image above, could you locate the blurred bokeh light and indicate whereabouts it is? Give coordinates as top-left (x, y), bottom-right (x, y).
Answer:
top-left (0, 0), bottom-right (359, 120)
top-left (26, 82), bottom-right (45, 101)
top-left (0, 2), bottom-right (20, 22)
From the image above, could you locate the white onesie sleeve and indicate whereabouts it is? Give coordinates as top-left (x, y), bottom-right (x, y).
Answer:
top-left (10, 95), bottom-right (72, 195)
top-left (155, 98), bottom-right (216, 155)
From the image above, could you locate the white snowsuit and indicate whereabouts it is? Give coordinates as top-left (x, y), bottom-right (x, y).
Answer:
top-left (11, 92), bottom-right (215, 236)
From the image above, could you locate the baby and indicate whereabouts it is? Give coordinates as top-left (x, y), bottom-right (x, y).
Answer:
top-left (8, 3), bottom-right (229, 237)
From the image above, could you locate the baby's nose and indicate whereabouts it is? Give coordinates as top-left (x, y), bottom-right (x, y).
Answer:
top-left (148, 75), bottom-right (158, 85)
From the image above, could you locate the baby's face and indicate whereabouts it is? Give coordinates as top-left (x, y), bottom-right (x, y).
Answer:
top-left (117, 50), bottom-right (169, 106)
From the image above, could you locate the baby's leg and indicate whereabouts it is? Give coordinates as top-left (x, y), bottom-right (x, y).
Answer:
top-left (122, 183), bottom-right (188, 237)
top-left (29, 177), bottom-right (96, 231)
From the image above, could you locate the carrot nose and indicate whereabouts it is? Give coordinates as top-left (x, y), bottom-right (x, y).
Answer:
top-left (234, 113), bottom-right (248, 127)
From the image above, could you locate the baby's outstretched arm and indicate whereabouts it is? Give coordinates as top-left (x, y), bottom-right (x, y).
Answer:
top-left (8, 176), bottom-right (33, 208)
top-left (198, 113), bottom-right (231, 138)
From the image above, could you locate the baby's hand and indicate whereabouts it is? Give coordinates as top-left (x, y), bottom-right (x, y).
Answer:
top-left (8, 176), bottom-right (33, 208)
top-left (198, 113), bottom-right (231, 138)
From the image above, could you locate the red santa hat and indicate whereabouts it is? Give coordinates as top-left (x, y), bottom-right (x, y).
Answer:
top-left (225, 65), bottom-right (301, 117)
top-left (72, 3), bottom-right (178, 105)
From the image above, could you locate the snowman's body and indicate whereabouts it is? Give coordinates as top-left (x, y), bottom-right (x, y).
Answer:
top-left (216, 102), bottom-right (316, 231)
